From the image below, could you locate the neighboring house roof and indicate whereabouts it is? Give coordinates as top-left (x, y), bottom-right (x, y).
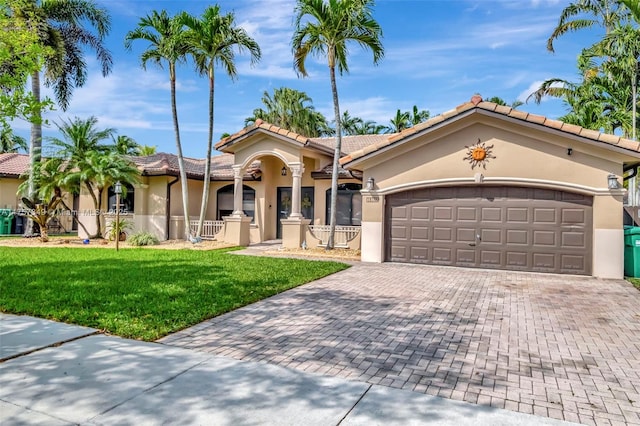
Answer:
top-left (309, 134), bottom-right (393, 155)
top-left (340, 95), bottom-right (640, 167)
top-left (131, 153), bottom-right (262, 181)
top-left (0, 153), bottom-right (29, 178)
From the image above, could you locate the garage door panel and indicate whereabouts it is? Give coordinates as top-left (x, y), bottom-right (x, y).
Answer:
top-left (411, 226), bottom-right (429, 240)
top-left (411, 206), bottom-right (430, 220)
top-left (433, 227), bottom-right (452, 242)
top-left (386, 186), bottom-right (592, 275)
top-left (506, 229), bottom-right (528, 245)
top-left (507, 208), bottom-right (529, 222)
top-left (481, 207), bottom-right (502, 222)
top-left (457, 207), bottom-right (477, 221)
top-left (534, 208), bottom-right (556, 224)
top-left (434, 207), bottom-right (453, 221)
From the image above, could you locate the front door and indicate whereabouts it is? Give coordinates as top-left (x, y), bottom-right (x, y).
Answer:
top-left (277, 187), bottom-right (314, 238)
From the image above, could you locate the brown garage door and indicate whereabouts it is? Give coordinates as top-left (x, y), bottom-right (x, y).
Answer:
top-left (386, 186), bottom-right (592, 275)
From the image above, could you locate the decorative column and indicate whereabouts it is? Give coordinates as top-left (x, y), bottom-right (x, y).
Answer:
top-left (224, 164), bottom-right (251, 246)
top-left (232, 165), bottom-right (244, 217)
top-left (289, 163), bottom-right (304, 218)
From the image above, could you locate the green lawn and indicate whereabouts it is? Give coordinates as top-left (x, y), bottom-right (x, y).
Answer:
top-left (0, 247), bottom-right (349, 341)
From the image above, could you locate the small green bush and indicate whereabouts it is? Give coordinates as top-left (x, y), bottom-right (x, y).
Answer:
top-left (128, 231), bottom-right (159, 246)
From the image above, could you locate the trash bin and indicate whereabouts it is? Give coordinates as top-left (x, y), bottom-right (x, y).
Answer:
top-left (0, 209), bottom-right (10, 235)
top-left (624, 226), bottom-right (640, 277)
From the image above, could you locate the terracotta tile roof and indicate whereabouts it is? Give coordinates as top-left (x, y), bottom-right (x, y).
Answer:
top-left (0, 153), bottom-right (29, 177)
top-left (311, 163), bottom-right (363, 180)
top-left (340, 95), bottom-right (640, 166)
top-left (215, 119), bottom-right (385, 156)
top-left (0, 153), bottom-right (260, 181)
top-left (216, 119), bottom-right (310, 151)
top-left (131, 153), bottom-right (260, 180)
top-left (309, 134), bottom-right (393, 155)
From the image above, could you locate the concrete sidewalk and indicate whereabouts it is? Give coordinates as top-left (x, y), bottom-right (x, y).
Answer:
top-left (0, 314), bottom-right (579, 425)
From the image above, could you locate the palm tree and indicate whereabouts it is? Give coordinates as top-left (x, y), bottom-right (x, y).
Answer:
top-left (486, 96), bottom-right (524, 109)
top-left (112, 135), bottom-right (139, 155)
top-left (547, 0), bottom-right (629, 52)
top-left (293, 0), bottom-right (384, 249)
top-left (180, 5), bottom-right (261, 238)
top-left (48, 116), bottom-right (113, 160)
top-left (388, 109), bottom-right (410, 133)
top-left (137, 144), bottom-right (157, 156)
top-left (0, 128), bottom-right (28, 153)
top-left (10, 0), bottom-right (112, 201)
top-left (125, 10), bottom-right (192, 240)
top-left (245, 87), bottom-right (333, 136)
top-left (621, 0), bottom-right (640, 21)
top-left (338, 110), bottom-right (364, 135)
top-left (409, 105), bottom-right (430, 125)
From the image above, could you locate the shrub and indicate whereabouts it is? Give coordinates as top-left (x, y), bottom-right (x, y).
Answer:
top-left (128, 231), bottom-right (159, 246)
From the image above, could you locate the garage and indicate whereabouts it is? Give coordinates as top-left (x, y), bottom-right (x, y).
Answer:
top-left (386, 186), bottom-right (593, 275)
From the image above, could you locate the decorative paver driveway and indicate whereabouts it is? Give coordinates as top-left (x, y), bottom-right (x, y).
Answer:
top-left (160, 263), bottom-right (640, 425)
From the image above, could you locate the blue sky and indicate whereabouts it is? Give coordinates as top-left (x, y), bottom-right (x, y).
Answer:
top-left (14, 0), bottom-right (604, 158)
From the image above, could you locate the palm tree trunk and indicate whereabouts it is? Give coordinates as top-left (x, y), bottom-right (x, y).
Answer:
top-left (196, 69), bottom-right (214, 237)
top-left (327, 64), bottom-right (341, 250)
top-left (170, 63), bottom-right (192, 240)
top-left (25, 70), bottom-right (43, 236)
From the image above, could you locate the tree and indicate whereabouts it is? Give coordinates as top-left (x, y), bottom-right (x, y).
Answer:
top-left (293, 0), bottom-right (384, 249)
top-left (245, 87), bottom-right (333, 136)
top-left (0, 0), bottom-right (53, 131)
top-left (137, 144), bottom-right (157, 156)
top-left (546, 0), bottom-right (630, 52)
top-left (338, 110), bottom-right (363, 135)
top-left (180, 5), bottom-right (261, 238)
top-left (112, 135), bottom-right (139, 155)
top-left (47, 116), bottom-right (139, 238)
top-left (486, 96), bottom-right (524, 109)
top-left (9, 0), bottom-right (112, 206)
top-left (0, 128), bottom-right (28, 153)
top-left (388, 109), bottom-right (410, 133)
top-left (621, 0), bottom-right (640, 22)
top-left (125, 10), bottom-right (191, 240)
top-left (409, 105), bottom-right (430, 125)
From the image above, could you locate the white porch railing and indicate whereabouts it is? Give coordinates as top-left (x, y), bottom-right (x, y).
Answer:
top-left (189, 220), bottom-right (224, 240)
top-left (308, 225), bottom-right (360, 248)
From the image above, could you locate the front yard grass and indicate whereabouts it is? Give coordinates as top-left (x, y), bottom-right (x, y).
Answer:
top-left (0, 247), bottom-right (349, 341)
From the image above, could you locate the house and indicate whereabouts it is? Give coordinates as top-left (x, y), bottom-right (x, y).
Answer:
top-left (1, 96), bottom-right (638, 279)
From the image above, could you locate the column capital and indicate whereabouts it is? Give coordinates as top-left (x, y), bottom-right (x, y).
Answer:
top-left (289, 162), bottom-right (304, 178)
top-left (232, 165), bottom-right (243, 179)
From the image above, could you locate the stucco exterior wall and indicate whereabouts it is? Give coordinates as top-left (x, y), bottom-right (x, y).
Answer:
top-left (354, 117), bottom-right (632, 278)
top-left (0, 178), bottom-right (21, 209)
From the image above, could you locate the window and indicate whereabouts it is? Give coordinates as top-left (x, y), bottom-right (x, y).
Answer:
top-left (326, 183), bottom-right (362, 226)
top-left (108, 184), bottom-right (134, 213)
top-left (217, 184), bottom-right (255, 221)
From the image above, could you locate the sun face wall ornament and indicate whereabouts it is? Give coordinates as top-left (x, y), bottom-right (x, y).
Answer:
top-left (464, 138), bottom-right (496, 170)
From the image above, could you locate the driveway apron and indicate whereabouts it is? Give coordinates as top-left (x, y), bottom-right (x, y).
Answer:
top-left (160, 263), bottom-right (640, 425)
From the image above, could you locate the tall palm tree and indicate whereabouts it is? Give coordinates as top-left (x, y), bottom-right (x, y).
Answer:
top-left (125, 10), bottom-right (192, 240)
top-left (621, 0), bottom-right (640, 21)
top-left (180, 5), bottom-right (261, 238)
top-left (352, 119), bottom-right (387, 135)
top-left (10, 0), bottom-right (112, 200)
top-left (0, 128), bottom-right (28, 153)
top-left (48, 116), bottom-right (113, 160)
top-left (293, 0), bottom-right (384, 249)
top-left (547, 0), bottom-right (629, 52)
top-left (245, 87), bottom-right (332, 137)
top-left (486, 96), bottom-right (524, 109)
top-left (338, 110), bottom-right (364, 135)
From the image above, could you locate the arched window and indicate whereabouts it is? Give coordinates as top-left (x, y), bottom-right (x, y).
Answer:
top-left (217, 184), bottom-right (255, 221)
top-left (108, 184), bottom-right (134, 213)
top-left (326, 183), bottom-right (362, 226)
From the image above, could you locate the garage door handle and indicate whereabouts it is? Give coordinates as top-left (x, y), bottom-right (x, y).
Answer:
top-left (469, 243), bottom-right (476, 247)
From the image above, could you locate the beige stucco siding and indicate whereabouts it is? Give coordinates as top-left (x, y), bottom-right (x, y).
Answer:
top-left (362, 121), bottom-right (622, 193)
top-left (0, 178), bottom-right (21, 209)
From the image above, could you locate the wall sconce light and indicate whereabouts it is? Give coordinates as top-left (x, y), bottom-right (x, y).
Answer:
top-left (366, 177), bottom-right (375, 190)
top-left (281, 166), bottom-right (287, 176)
top-left (607, 173), bottom-right (620, 189)
top-left (567, 148), bottom-right (573, 156)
